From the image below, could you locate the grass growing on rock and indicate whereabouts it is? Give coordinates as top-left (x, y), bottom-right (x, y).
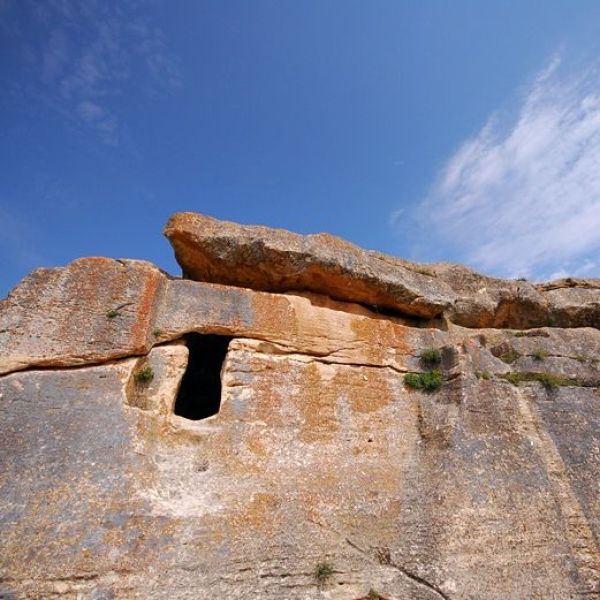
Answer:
top-left (420, 347), bottom-right (442, 366)
top-left (475, 371), bottom-right (491, 380)
top-left (134, 366), bottom-right (154, 383)
top-left (500, 350), bottom-right (520, 364)
top-left (314, 561), bottom-right (334, 585)
top-left (404, 369), bottom-right (442, 392)
top-left (501, 371), bottom-right (579, 389)
top-left (413, 267), bottom-right (435, 277)
top-left (532, 348), bottom-right (549, 361)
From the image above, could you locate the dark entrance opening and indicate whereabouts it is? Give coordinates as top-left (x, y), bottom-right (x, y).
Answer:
top-left (174, 333), bottom-right (232, 420)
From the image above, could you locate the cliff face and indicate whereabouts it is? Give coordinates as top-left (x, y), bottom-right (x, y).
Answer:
top-left (1, 214), bottom-right (599, 600)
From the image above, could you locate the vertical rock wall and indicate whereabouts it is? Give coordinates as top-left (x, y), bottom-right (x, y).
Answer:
top-left (1, 215), bottom-right (599, 599)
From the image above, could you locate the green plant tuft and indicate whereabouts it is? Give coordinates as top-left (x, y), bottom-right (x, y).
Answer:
top-left (369, 589), bottom-right (384, 600)
top-left (420, 347), bottom-right (442, 365)
top-left (536, 373), bottom-right (571, 389)
top-left (502, 372), bottom-right (522, 386)
top-left (404, 369), bottom-right (442, 392)
top-left (314, 561), bottom-right (334, 584)
top-left (106, 309), bottom-right (120, 319)
top-left (532, 348), bottom-right (549, 361)
top-left (134, 366), bottom-right (154, 383)
top-left (500, 350), bottom-right (520, 364)
top-left (152, 328), bottom-right (162, 337)
top-left (375, 547), bottom-right (391, 565)
top-left (475, 371), bottom-right (491, 380)
top-left (500, 371), bottom-right (579, 389)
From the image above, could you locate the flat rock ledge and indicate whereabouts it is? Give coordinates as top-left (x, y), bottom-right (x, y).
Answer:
top-left (164, 212), bottom-right (600, 329)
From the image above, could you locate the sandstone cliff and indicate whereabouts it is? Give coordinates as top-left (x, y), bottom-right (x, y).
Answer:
top-left (1, 213), bottom-right (599, 599)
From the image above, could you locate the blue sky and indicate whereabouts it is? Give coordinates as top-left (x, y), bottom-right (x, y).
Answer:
top-left (2, 1), bottom-right (600, 298)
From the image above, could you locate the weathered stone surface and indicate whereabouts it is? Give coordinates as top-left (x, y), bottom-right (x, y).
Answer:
top-left (0, 356), bottom-right (159, 597)
top-left (164, 212), bottom-right (456, 319)
top-left (154, 278), bottom-right (435, 373)
top-left (538, 279), bottom-right (600, 328)
top-left (0, 257), bottom-right (438, 376)
top-left (1, 215), bottom-right (600, 599)
top-left (164, 212), bottom-right (600, 329)
top-left (438, 264), bottom-right (600, 329)
top-left (0, 257), bottom-right (163, 375)
top-left (2, 335), bottom-right (599, 598)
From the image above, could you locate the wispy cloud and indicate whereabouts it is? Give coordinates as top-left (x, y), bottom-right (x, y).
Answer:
top-left (5, 0), bottom-right (181, 146)
top-left (0, 204), bottom-right (48, 274)
top-left (412, 54), bottom-right (600, 280)
top-left (388, 208), bottom-right (404, 228)
top-left (41, 28), bottom-right (68, 82)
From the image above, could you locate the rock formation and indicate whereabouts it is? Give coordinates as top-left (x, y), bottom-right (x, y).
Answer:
top-left (1, 213), bottom-right (599, 599)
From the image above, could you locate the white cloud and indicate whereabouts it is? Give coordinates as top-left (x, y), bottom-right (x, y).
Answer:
top-left (7, 0), bottom-right (181, 146)
top-left (388, 208), bottom-right (404, 228)
top-left (414, 55), bottom-right (600, 280)
top-left (77, 100), bottom-right (106, 121)
top-left (42, 28), bottom-right (68, 82)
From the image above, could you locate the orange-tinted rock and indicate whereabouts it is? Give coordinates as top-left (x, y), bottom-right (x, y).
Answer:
top-left (437, 264), bottom-right (600, 329)
top-left (0, 257), bottom-right (435, 376)
top-left (0, 257), bottom-right (163, 375)
top-left (164, 212), bottom-right (600, 329)
top-left (164, 212), bottom-right (455, 319)
top-left (2, 333), bottom-right (599, 598)
top-left (1, 217), bottom-right (600, 599)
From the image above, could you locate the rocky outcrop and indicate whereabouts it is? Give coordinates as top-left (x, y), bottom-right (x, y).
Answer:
top-left (0, 257), bottom-right (163, 375)
top-left (0, 257), bottom-right (441, 376)
top-left (164, 212), bottom-right (455, 320)
top-left (164, 212), bottom-right (600, 329)
top-left (1, 213), bottom-right (599, 599)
